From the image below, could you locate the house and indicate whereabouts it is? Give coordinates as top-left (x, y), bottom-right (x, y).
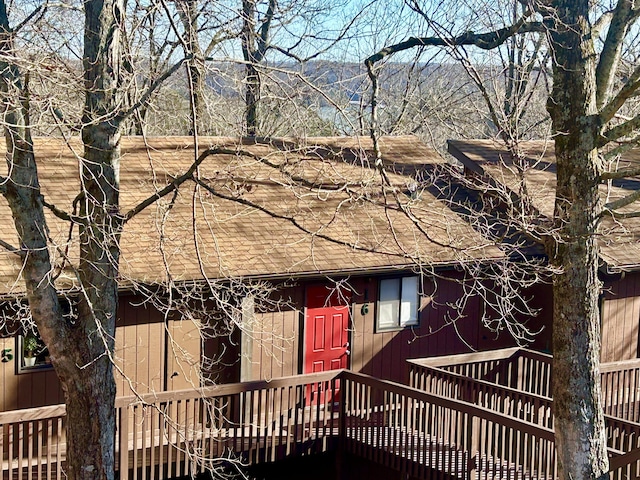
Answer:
top-left (448, 139), bottom-right (640, 363)
top-left (0, 135), bottom-right (539, 414)
top-left (1, 136), bottom-right (639, 480)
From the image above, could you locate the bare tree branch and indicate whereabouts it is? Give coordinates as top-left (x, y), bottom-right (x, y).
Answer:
top-left (364, 19), bottom-right (543, 67)
top-left (13, 4), bottom-right (46, 33)
top-left (123, 145), bottom-right (222, 221)
top-left (42, 199), bottom-right (84, 224)
top-left (118, 55), bottom-right (191, 121)
top-left (604, 187), bottom-right (640, 211)
top-left (601, 112), bottom-right (640, 144)
top-left (601, 165), bottom-right (640, 180)
top-left (0, 238), bottom-right (23, 256)
top-left (595, 0), bottom-right (640, 109)
top-left (599, 63), bottom-right (640, 123)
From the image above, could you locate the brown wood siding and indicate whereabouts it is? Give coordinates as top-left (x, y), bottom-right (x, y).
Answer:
top-left (0, 294), bottom-right (173, 412)
top-left (114, 296), bottom-right (166, 396)
top-left (350, 275), bottom-right (484, 384)
top-left (203, 328), bottom-right (240, 384)
top-left (602, 272), bottom-right (640, 363)
top-left (247, 287), bottom-right (302, 381)
top-left (237, 273), bottom-right (548, 386)
top-left (165, 316), bottom-right (202, 391)
top-left (521, 282), bottom-right (553, 354)
top-left (0, 335), bottom-right (62, 411)
top-left (348, 274), bottom-right (543, 384)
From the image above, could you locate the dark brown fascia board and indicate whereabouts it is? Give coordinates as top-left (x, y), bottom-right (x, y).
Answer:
top-left (447, 140), bottom-right (486, 175)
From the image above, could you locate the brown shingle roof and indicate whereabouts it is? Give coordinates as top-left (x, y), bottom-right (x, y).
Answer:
top-left (448, 139), bottom-right (640, 270)
top-left (0, 135), bottom-right (503, 295)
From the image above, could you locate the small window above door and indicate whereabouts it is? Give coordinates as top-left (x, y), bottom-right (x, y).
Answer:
top-left (376, 276), bottom-right (419, 332)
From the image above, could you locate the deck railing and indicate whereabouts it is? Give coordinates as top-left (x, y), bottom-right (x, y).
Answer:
top-left (342, 371), bottom-right (557, 480)
top-left (0, 404), bottom-right (67, 480)
top-left (410, 358), bottom-right (554, 428)
top-left (408, 349), bottom-right (640, 479)
top-left (410, 348), bottom-right (640, 422)
top-left (1, 365), bottom-right (639, 480)
top-left (0, 371), bottom-right (342, 480)
top-left (601, 358), bottom-right (640, 422)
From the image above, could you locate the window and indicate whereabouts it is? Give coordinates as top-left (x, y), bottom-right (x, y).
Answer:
top-left (17, 329), bottom-right (51, 373)
top-left (376, 276), bottom-right (419, 331)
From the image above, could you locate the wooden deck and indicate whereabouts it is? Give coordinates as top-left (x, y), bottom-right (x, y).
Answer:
top-left (1, 356), bottom-right (639, 480)
top-left (408, 348), bottom-right (640, 480)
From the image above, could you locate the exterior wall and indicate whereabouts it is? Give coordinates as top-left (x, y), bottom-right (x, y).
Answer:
top-left (114, 296), bottom-right (166, 396)
top-left (0, 334), bottom-right (62, 411)
top-left (348, 274), bottom-right (534, 384)
top-left (601, 271), bottom-right (640, 363)
top-left (0, 268), bottom-right (559, 412)
top-left (0, 293), bottom-right (203, 412)
top-left (241, 272), bottom-right (551, 385)
top-left (242, 287), bottom-right (303, 381)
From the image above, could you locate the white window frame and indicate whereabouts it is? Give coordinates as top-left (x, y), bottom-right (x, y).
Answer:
top-left (376, 276), bottom-right (420, 332)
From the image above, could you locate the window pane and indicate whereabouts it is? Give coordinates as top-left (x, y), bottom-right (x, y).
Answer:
top-left (378, 278), bottom-right (400, 329)
top-left (400, 276), bottom-right (419, 326)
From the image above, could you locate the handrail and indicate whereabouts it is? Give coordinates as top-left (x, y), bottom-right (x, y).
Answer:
top-left (407, 347), bottom-right (521, 368)
top-left (408, 351), bottom-right (640, 479)
top-left (601, 357), bottom-right (640, 373)
top-left (411, 360), bottom-right (553, 401)
top-left (114, 369), bottom-right (344, 407)
top-left (0, 404), bottom-right (66, 424)
top-left (341, 370), bottom-right (556, 441)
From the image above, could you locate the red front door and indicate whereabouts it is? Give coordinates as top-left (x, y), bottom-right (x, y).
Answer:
top-left (304, 285), bottom-right (351, 375)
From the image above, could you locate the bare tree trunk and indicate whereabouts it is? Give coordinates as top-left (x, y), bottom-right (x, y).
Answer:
top-left (242, 0), bottom-right (258, 136)
top-left (0, 0), bottom-right (121, 478)
top-left (545, 1), bottom-right (609, 478)
top-left (241, 0), bottom-right (273, 137)
top-left (245, 63), bottom-right (260, 136)
top-left (64, 0), bottom-right (124, 475)
top-left (176, 0), bottom-right (207, 135)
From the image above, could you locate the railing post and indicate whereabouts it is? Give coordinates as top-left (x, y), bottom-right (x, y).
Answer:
top-left (336, 372), bottom-right (347, 480)
top-left (467, 413), bottom-right (479, 480)
top-left (118, 404), bottom-right (129, 480)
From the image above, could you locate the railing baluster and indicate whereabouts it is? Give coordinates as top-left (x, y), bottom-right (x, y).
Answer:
top-left (7, 366), bottom-right (640, 480)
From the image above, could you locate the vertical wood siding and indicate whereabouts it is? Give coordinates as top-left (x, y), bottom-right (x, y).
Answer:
top-left (245, 287), bottom-right (302, 381)
top-left (0, 295), bottom-right (178, 411)
top-left (240, 273), bottom-right (553, 386)
top-left (602, 272), bottom-right (640, 363)
top-left (347, 274), bottom-right (549, 385)
top-left (0, 335), bottom-right (62, 411)
top-left (350, 275), bottom-right (488, 384)
top-left (114, 296), bottom-right (166, 396)
top-left (165, 315), bottom-right (202, 391)
top-left (0, 270), bottom-right (559, 412)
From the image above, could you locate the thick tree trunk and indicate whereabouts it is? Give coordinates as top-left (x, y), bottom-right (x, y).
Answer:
top-left (0, 0), bottom-right (122, 475)
top-left (176, 0), bottom-right (207, 135)
top-left (245, 64), bottom-right (260, 136)
top-left (242, 0), bottom-right (260, 137)
top-left (545, 1), bottom-right (609, 478)
top-left (68, 0), bottom-right (124, 476)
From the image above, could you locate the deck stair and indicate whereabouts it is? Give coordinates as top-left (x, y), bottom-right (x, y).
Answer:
top-left (0, 356), bottom-right (639, 480)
